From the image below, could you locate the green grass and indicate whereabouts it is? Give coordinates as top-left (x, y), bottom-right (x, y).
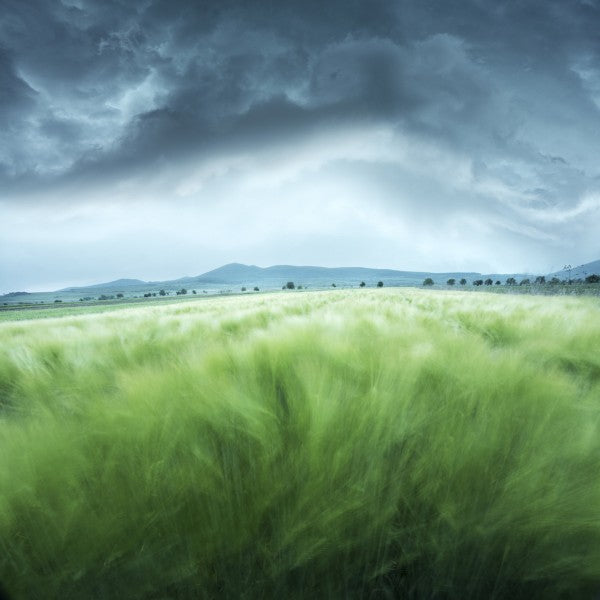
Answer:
top-left (1, 289), bottom-right (600, 599)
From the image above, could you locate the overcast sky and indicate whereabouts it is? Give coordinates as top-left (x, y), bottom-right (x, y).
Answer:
top-left (1, 0), bottom-right (599, 292)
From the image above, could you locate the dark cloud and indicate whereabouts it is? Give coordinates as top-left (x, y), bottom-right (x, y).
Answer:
top-left (1, 0), bottom-right (599, 189)
top-left (1, 0), bottom-right (599, 289)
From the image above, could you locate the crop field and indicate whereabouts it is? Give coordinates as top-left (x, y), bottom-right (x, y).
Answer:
top-left (1, 289), bottom-right (600, 599)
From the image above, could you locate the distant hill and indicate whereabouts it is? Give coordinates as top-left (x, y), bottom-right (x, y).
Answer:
top-left (186, 263), bottom-right (487, 286)
top-left (60, 278), bottom-right (146, 291)
top-left (549, 259), bottom-right (600, 280)
top-left (11, 260), bottom-right (599, 303)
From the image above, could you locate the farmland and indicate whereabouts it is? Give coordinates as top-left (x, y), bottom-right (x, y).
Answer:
top-left (1, 289), bottom-right (600, 598)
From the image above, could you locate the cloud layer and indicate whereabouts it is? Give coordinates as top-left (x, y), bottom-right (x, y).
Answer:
top-left (1, 0), bottom-right (599, 290)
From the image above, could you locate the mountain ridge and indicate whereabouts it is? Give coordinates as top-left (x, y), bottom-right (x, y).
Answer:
top-left (3, 259), bottom-right (599, 299)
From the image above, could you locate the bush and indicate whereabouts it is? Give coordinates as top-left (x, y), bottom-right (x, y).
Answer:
top-left (473, 280), bottom-right (483, 286)
top-left (285, 282), bottom-right (295, 290)
top-left (377, 281), bottom-right (384, 288)
top-left (241, 287), bottom-right (247, 292)
top-left (254, 287), bottom-right (259, 292)
top-left (447, 279), bottom-right (456, 286)
top-left (116, 293), bottom-right (124, 298)
top-left (423, 278), bottom-right (434, 286)
top-left (519, 279), bottom-right (530, 286)
top-left (159, 290), bottom-right (166, 296)
top-left (460, 278), bottom-right (467, 286)
top-left (484, 278), bottom-right (493, 286)
top-left (360, 281), bottom-right (366, 288)
top-left (506, 278), bottom-right (517, 286)
top-left (585, 274), bottom-right (600, 284)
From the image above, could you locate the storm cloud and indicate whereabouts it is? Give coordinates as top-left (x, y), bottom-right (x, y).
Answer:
top-left (1, 0), bottom-right (599, 291)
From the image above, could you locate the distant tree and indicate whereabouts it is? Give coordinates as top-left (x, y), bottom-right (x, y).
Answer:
top-left (447, 278), bottom-right (456, 286)
top-left (359, 281), bottom-right (366, 288)
top-left (585, 274), bottom-right (600, 283)
top-left (484, 278), bottom-right (493, 286)
top-left (241, 287), bottom-right (247, 292)
top-left (331, 283), bottom-right (336, 287)
top-left (254, 286), bottom-right (259, 291)
top-left (54, 299), bottom-right (62, 303)
top-left (506, 277), bottom-right (517, 286)
top-left (473, 280), bottom-right (483, 286)
top-left (176, 288), bottom-right (187, 295)
top-left (116, 293), bottom-right (124, 298)
top-left (423, 278), bottom-right (434, 286)
top-left (519, 278), bottom-right (530, 286)
top-left (459, 278), bottom-right (467, 286)
top-left (549, 277), bottom-right (561, 285)
top-left (377, 281), bottom-right (384, 287)
top-left (159, 289), bottom-right (166, 296)
top-left (143, 293), bottom-right (151, 297)
top-left (192, 290), bottom-right (197, 294)
top-left (285, 281), bottom-right (295, 289)
top-left (563, 264), bottom-right (572, 284)
top-left (297, 285), bottom-right (303, 289)
top-left (534, 276), bottom-right (546, 284)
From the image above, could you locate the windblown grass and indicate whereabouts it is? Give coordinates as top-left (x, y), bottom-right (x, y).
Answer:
top-left (1, 289), bottom-right (600, 599)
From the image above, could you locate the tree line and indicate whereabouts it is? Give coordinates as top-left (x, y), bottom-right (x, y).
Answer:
top-left (423, 274), bottom-right (600, 287)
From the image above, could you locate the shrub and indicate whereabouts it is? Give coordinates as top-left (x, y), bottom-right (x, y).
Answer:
top-left (377, 281), bottom-right (384, 288)
top-left (506, 278), bottom-right (517, 286)
top-left (473, 280), bottom-right (483, 286)
top-left (254, 287), bottom-right (259, 292)
top-left (241, 287), bottom-right (247, 292)
top-left (520, 279), bottom-right (530, 286)
top-left (460, 278), bottom-right (467, 285)
top-left (285, 282), bottom-right (295, 290)
top-left (423, 278), bottom-right (434, 286)
top-left (360, 281), bottom-right (366, 288)
top-left (116, 293), bottom-right (124, 298)
top-left (159, 290), bottom-right (166, 296)
top-left (585, 274), bottom-right (600, 284)
top-left (484, 278), bottom-right (493, 286)
top-left (447, 279), bottom-right (456, 286)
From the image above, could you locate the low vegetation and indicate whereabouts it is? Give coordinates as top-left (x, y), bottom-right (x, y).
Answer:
top-left (1, 290), bottom-right (600, 598)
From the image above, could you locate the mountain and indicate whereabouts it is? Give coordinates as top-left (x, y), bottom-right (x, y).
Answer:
top-left (0, 262), bottom-right (551, 303)
top-left (60, 278), bottom-right (146, 291)
top-left (548, 259), bottom-right (600, 280)
top-left (188, 263), bottom-right (485, 285)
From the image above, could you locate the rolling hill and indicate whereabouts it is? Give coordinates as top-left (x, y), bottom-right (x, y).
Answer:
top-left (2, 259), bottom-right (598, 304)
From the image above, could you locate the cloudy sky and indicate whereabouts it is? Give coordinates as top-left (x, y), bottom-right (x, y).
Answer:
top-left (1, 0), bottom-right (599, 292)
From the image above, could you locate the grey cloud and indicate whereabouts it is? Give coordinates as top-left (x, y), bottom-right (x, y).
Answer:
top-left (1, 0), bottom-right (600, 285)
top-left (2, 0), bottom-right (599, 193)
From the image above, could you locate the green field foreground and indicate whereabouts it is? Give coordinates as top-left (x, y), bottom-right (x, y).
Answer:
top-left (1, 290), bottom-right (600, 599)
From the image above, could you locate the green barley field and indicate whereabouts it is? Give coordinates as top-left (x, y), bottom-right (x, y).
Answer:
top-left (1, 289), bottom-right (600, 599)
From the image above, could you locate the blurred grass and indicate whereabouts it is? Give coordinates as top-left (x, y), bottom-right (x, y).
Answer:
top-left (1, 289), bottom-right (600, 599)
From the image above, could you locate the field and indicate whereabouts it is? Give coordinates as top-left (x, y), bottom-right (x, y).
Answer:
top-left (1, 289), bottom-right (600, 599)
